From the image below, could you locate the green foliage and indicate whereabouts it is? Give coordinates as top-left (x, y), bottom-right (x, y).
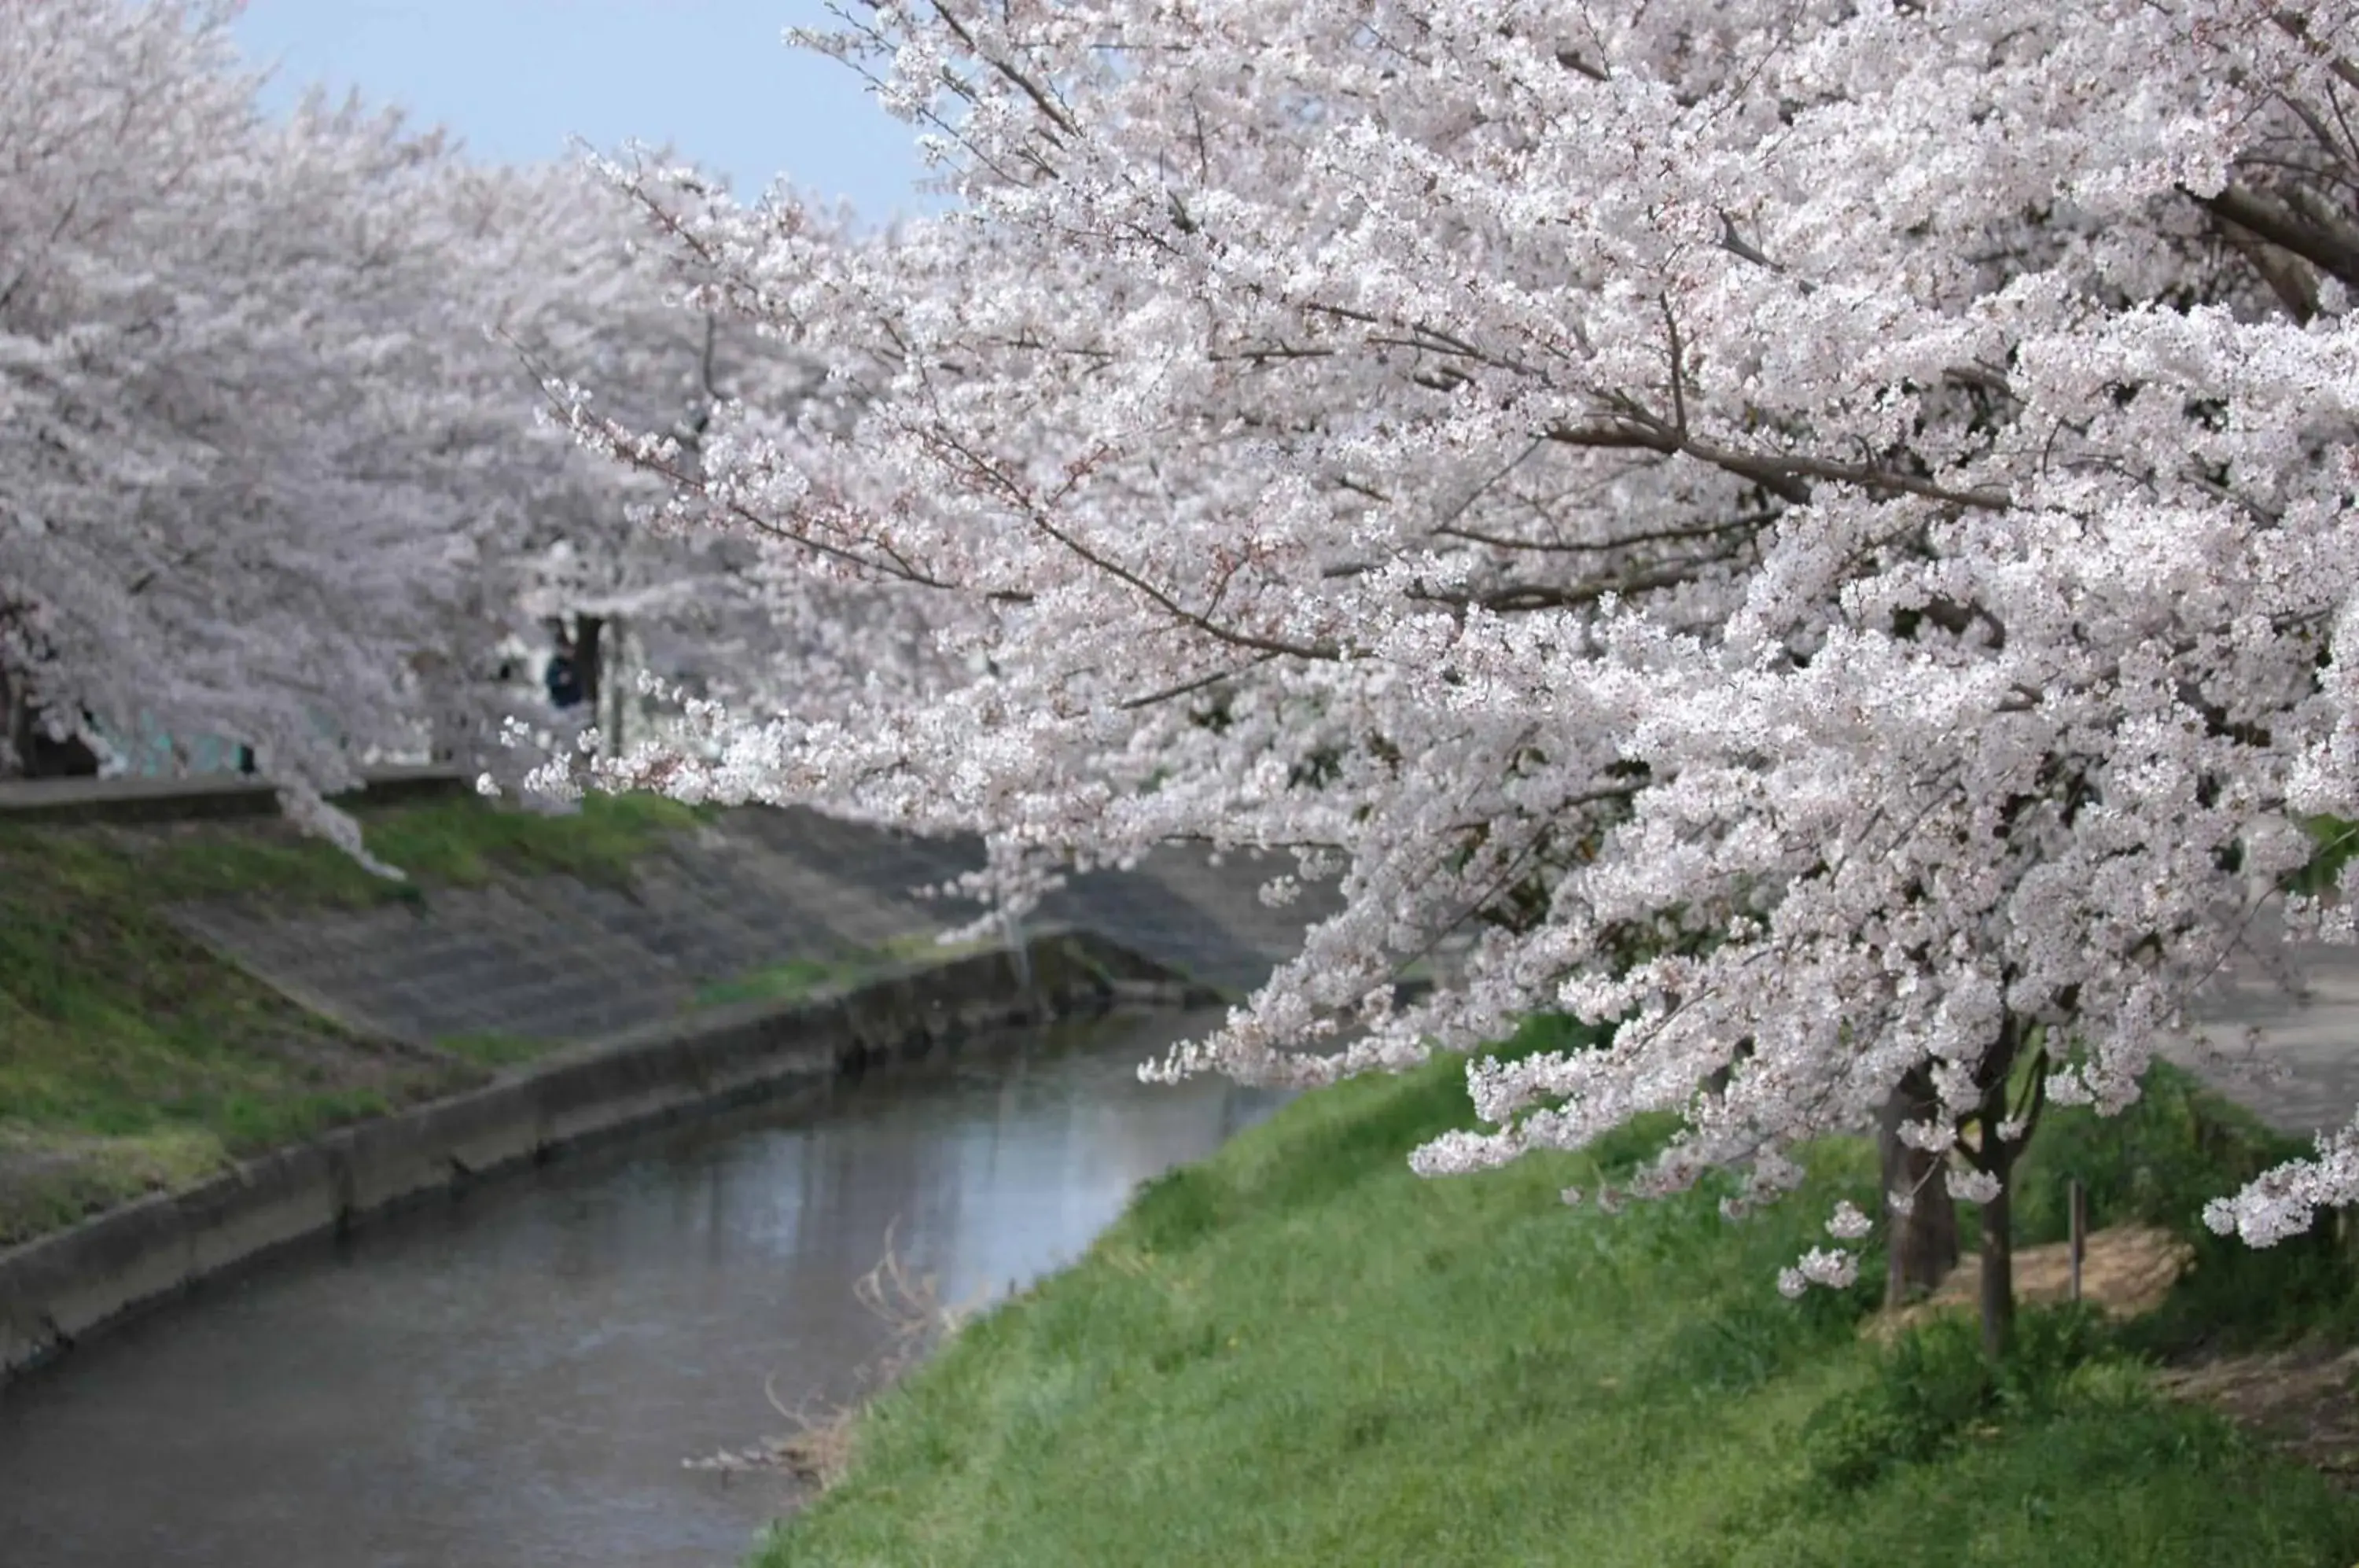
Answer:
top-left (2131, 1220), bottom-right (2359, 1356)
top-left (2011, 1062), bottom-right (2306, 1247)
top-left (1758, 1404), bottom-right (2324, 1568)
top-left (436, 1032), bottom-right (563, 1069)
top-left (688, 933), bottom-right (994, 1010)
top-left (1489, 1009), bottom-right (1606, 1061)
top-left (2007, 1061), bottom-right (2359, 1353)
top-left (1121, 1164), bottom-right (1230, 1256)
top-left (692, 957), bottom-right (847, 1009)
top-left (1113, 1050), bottom-right (1490, 1254)
top-left (2286, 814), bottom-right (2359, 900)
top-left (701, 935), bottom-right (979, 1007)
top-left (0, 1123), bottom-right (229, 1242)
top-left (1, 790), bottom-right (701, 914)
top-left (1803, 1305), bottom-right (2120, 1489)
top-left (348, 790), bottom-right (705, 893)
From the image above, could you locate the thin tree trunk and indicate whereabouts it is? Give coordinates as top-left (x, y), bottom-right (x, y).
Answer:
top-left (605, 616), bottom-right (627, 756)
top-left (5, 685), bottom-right (98, 777)
top-left (0, 664), bottom-right (24, 777)
top-left (1978, 1156), bottom-right (2016, 1360)
top-left (1975, 1012), bottom-right (2026, 1360)
top-left (576, 614), bottom-right (605, 716)
top-left (1879, 1064), bottom-right (1960, 1305)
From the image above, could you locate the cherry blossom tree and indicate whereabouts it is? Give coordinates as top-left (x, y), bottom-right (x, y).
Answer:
top-left (0, 2), bottom-right (797, 860)
top-left (431, 151), bottom-right (828, 766)
top-left (560, 0), bottom-right (2358, 1353)
top-left (0, 0), bottom-right (521, 856)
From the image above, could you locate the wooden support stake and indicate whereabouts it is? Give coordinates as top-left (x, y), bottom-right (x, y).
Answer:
top-left (2068, 1178), bottom-right (2086, 1303)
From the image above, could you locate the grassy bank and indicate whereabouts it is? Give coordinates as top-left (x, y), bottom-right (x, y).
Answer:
top-left (0, 791), bottom-right (700, 1242)
top-left (759, 1025), bottom-right (2359, 1567)
top-left (690, 934), bottom-right (998, 1011)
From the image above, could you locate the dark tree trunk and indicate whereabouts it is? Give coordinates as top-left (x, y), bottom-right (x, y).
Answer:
top-left (1974, 1011), bottom-right (2027, 1360)
top-left (4, 680), bottom-right (99, 777)
top-left (32, 735), bottom-right (97, 774)
top-left (575, 614), bottom-right (605, 714)
top-left (35, 730), bottom-right (100, 776)
top-left (1879, 1064), bottom-right (1960, 1305)
top-left (0, 665), bottom-right (24, 777)
top-left (1978, 1154), bottom-right (2016, 1360)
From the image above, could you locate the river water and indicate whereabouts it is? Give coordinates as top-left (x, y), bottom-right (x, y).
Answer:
top-left (0, 1009), bottom-right (1279, 1568)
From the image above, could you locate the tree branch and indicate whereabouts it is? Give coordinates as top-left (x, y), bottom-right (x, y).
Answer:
top-left (2193, 180), bottom-right (2359, 288)
top-left (1543, 415), bottom-right (2011, 511)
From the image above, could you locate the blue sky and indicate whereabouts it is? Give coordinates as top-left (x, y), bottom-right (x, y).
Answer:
top-left (229, 1), bottom-right (935, 225)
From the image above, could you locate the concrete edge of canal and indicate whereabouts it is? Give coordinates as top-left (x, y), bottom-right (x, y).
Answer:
top-left (0, 926), bottom-right (1221, 1386)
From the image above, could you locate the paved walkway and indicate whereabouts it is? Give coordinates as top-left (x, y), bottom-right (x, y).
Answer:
top-left (2177, 934), bottom-right (2359, 1140)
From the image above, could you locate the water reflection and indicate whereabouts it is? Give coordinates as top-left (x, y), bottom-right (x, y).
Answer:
top-left (0, 1010), bottom-right (1279, 1568)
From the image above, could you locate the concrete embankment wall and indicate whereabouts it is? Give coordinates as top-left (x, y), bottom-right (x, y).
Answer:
top-left (4, 773), bottom-right (1337, 1048)
top-left (0, 929), bottom-right (1210, 1383)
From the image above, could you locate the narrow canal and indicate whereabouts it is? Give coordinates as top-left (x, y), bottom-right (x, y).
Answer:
top-left (0, 1009), bottom-right (1282, 1567)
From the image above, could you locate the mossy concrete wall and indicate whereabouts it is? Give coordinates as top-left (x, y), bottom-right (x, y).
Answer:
top-left (0, 929), bottom-right (1210, 1382)
top-left (0, 764), bottom-right (470, 826)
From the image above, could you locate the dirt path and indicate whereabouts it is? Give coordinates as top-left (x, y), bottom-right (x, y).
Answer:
top-left (1886, 1224), bottom-right (2195, 1332)
top-left (1872, 1224), bottom-right (2359, 1488)
top-left (2156, 1345), bottom-right (2359, 1484)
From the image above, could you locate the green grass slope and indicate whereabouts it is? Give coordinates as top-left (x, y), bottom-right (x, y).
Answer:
top-left (758, 1025), bottom-right (2359, 1568)
top-left (0, 791), bottom-right (699, 1242)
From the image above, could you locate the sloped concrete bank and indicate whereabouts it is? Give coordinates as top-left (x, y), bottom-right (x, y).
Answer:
top-left (0, 929), bottom-right (1213, 1383)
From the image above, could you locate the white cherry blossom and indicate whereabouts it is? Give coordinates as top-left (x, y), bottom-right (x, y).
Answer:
top-left (563, 0), bottom-right (2359, 1316)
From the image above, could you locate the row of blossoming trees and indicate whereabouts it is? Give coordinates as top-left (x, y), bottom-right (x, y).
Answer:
top-left (537, 0), bottom-right (2359, 1353)
top-left (0, 0), bottom-right (800, 859)
top-left (16, 0), bottom-right (2359, 1356)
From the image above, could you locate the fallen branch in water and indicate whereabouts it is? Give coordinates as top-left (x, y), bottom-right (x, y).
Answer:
top-left (684, 1218), bottom-right (1001, 1490)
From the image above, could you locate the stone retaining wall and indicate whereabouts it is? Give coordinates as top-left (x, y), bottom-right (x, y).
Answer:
top-left (0, 928), bottom-right (1210, 1384)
